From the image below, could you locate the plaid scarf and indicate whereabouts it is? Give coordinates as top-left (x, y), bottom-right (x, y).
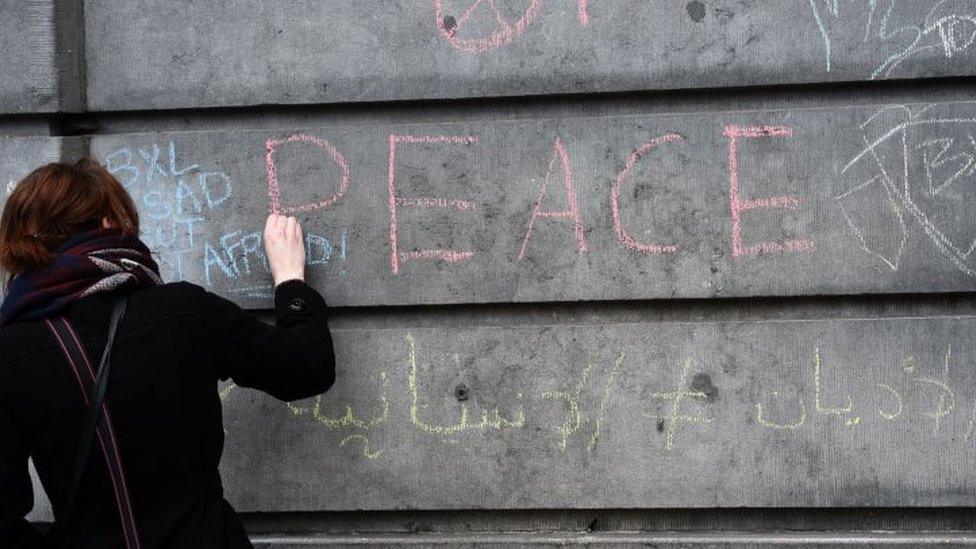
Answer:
top-left (0, 228), bottom-right (162, 328)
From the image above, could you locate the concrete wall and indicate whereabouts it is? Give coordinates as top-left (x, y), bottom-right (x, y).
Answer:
top-left (85, 101), bottom-right (976, 308)
top-left (3, 0), bottom-right (976, 546)
top-left (83, 0), bottom-right (976, 110)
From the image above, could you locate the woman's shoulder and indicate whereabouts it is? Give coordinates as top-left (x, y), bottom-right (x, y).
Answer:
top-left (0, 282), bottom-right (218, 359)
top-left (131, 280), bottom-right (208, 300)
top-left (148, 280), bottom-right (206, 298)
top-left (125, 280), bottom-right (213, 315)
top-left (0, 283), bottom-right (213, 373)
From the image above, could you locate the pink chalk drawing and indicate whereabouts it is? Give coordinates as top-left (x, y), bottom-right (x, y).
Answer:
top-left (578, 0), bottom-right (590, 26)
top-left (396, 197), bottom-right (476, 211)
top-left (400, 250), bottom-right (476, 262)
top-left (611, 134), bottom-right (684, 255)
top-left (388, 134), bottom-right (479, 275)
top-left (434, 0), bottom-right (589, 52)
top-left (724, 125), bottom-right (815, 258)
top-left (836, 103), bottom-right (976, 277)
top-left (518, 138), bottom-right (587, 260)
top-left (266, 134), bottom-right (350, 215)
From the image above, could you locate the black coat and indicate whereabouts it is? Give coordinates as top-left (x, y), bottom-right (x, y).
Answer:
top-left (0, 280), bottom-right (336, 548)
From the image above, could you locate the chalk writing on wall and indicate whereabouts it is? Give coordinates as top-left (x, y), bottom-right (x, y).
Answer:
top-left (809, 0), bottom-right (976, 77)
top-left (387, 135), bottom-right (478, 274)
top-left (105, 141), bottom-right (235, 281)
top-left (519, 138), bottom-right (587, 260)
top-left (434, 0), bottom-right (591, 52)
top-left (726, 125), bottom-right (816, 258)
top-left (266, 134), bottom-right (351, 215)
top-left (643, 357), bottom-right (714, 451)
top-left (89, 101), bottom-right (976, 307)
top-left (611, 134), bottom-right (683, 255)
top-left (219, 322), bottom-right (976, 462)
top-left (541, 353), bottom-right (624, 451)
top-left (835, 104), bottom-right (976, 278)
top-left (104, 140), bottom-right (349, 291)
top-left (432, 0), bottom-right (976, 82)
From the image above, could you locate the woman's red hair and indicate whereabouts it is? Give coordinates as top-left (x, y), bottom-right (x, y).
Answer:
top-left (0, 157), bottom-right (140, 278)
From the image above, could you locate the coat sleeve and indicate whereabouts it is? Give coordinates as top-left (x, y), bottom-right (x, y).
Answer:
top-left (195, 280), bottom-right (337, 402)
top-left (0, 388), bottom-right (52, 548)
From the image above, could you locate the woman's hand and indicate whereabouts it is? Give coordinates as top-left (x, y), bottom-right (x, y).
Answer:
top-left (264, 214), bottom-right (306, 286)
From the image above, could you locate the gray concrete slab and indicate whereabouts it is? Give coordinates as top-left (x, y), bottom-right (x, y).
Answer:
top-left (0, 0), bottom-right (59, 113)
top-left (0, 136), bottom-right (63, 202)
top-left (250, 531), bottom-right (976, 548)
top-left (89, 100), bottom-right (976, 307)
top-left (86, 78), bottom-right (976, 137)
top-left (241, 508), bottom-right (976, 536)
top-left (84, 0), bottom-right (976, 111)
top-left (219, 315), bottom-right (976, 510)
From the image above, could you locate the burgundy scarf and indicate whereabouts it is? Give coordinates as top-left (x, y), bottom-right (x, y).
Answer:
top-left (0, 228), bottom-right (162, 328)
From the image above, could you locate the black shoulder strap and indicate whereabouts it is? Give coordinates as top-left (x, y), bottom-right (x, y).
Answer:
top-left (46, 296), bottom-right (136, 548)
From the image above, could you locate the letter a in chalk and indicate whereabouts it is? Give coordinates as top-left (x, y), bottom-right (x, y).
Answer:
top-left (518, 138), bottom-right (587, 260)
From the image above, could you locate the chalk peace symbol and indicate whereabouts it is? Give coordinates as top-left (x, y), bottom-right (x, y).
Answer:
top-left (434, 0), bottom-right (544, 52)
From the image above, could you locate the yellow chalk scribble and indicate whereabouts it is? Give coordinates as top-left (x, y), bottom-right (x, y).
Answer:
top-left (756, 390), bottom-right (807, 430)
top-left (966, 394), bottom-right (976, 440)
top-left (406, 333), bottom-right (524, 436)
top-left (316, 371), bottom-right (390, 430)
top-left (540, 353), bottom-right (626, 451)
top-left (589, 354), bottom-right (626, 451)
top-left (912, 345), bottom-right (955, 435)
top-left (285, 371), bottom-right (390, 431)
top-left (877, 383), bottom-right (903, 421)
top-left (813, 347), bottom-right (860, 426)
top-left (286, 399), bottom-right (310, 416)
top-left (340, 434), bottom-right (382, 460)
top-left (644, 357), bottom-right (713, 451)
top-left (542, 365), bottom-right (593, 449)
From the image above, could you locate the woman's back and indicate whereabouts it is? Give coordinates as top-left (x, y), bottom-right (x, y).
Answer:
top-left (0, 280), bottom-right (335, 548)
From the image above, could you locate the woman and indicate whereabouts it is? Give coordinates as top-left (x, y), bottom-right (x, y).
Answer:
top-left (0, 158), bottom-right (336, 548)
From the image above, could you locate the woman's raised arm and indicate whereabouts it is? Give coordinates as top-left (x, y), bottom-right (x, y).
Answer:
top-left (195, 214), bottom-right (336, 401)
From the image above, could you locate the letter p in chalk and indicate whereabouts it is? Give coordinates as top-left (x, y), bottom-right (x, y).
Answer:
top-left (266, 134), bottom-right (351, 215)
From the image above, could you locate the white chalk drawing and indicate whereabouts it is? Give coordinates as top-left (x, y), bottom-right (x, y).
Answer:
top-left (809, 0), bottom-right (976, 77)
top-left (836, 103), bottom-right (976, 277)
